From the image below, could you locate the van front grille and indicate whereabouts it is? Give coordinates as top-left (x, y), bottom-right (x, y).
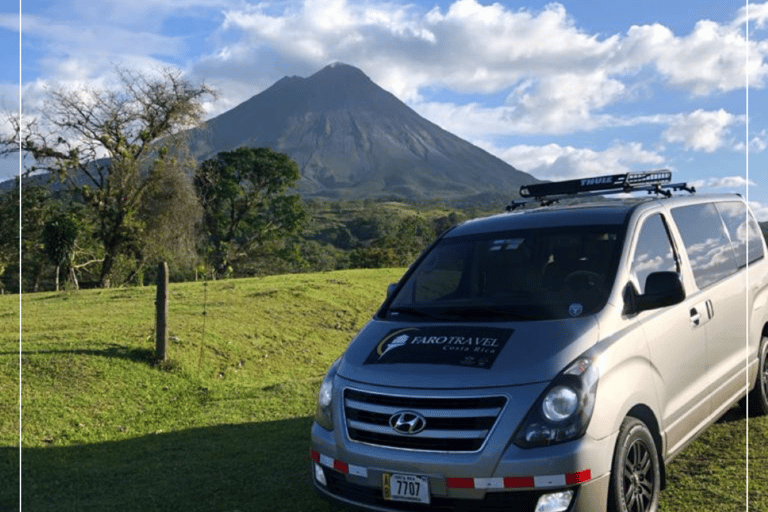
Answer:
top-left (343, 389), bottom-right (507, 452)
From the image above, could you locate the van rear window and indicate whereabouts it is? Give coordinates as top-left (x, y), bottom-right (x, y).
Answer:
top-left (670, 203), bottom-right (738, 289)
top-left (715, 201), bottom-right (764, 268)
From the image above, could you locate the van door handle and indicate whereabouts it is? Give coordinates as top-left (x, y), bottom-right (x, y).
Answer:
top-left (689, 300), bottom-right (712, 328)
top-left (690, 308), bottom-right (701, 327)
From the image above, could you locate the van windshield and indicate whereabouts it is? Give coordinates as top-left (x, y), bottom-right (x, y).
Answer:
top-left (386, 225), bottom-right (623, 321)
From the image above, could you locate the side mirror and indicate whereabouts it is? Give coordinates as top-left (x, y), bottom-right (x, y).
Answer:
top-left (387, 282), bottom-right (399, 298)
top-left (632, 271), bottom-right (685, 313)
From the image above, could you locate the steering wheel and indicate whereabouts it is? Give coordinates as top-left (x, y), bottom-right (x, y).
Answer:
top-left (564, 270), bottom-right (604, 291)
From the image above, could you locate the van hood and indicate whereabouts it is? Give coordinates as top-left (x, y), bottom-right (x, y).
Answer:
top-left (337, 317), bottom-right (599, 389)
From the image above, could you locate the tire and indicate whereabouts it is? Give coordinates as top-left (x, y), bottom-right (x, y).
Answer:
top-left (746, 337), bottom-right (768, 417)
top-left (607, 417), bottom-right (660, 512)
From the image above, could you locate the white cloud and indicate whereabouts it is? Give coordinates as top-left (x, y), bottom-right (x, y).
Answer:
top-left (17, 0), bottom-right (230, 32)
top-left (751, 131), bottom-right (768, 153)
top-left (0, 84), bottom-right (20, 112)
top-left (2, 0), bottom-right (763, 209)
top-left (411, 100), bottom-right (528, 139)
top-left (12, 13), bottom-right (186, 61)
top-left (483, 142), bottom-right (665, 182)
top-left (197, 0), bottom-right (767, 137)
top-left (213, 0), bottom-right (623, 107)
top-left (735, 2), bottom-right (768, 30)
top-left (690, 176), bottom-right (755, 189)
top-left (749, 201), bottom-right (768, 222)
top-left (418, 1), bottom-right (618, 88)
top-left (0, 12), bottom-right (191, 107)
top-left (622, 20), bottom-right (768, 95)
top-left (734, 129), bottom-right (768, 153)
top-left (0, 156), bottom-right (20, 182)
top-left (662, 109), bottom-right (738, 152)
top-left (413, 99), bottom-right (744, 156)
top-left (6, 0), bottom-right (765, 139)
top-left (504, 71), bottom-right (626, 134)
top-left (411, 95), bottom-right (622, 139)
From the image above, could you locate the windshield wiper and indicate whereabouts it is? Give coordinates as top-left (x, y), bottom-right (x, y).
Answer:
top-left (463, 306), bottom-right (541, 320)
top-left (388, 305), bottom-right (539, 321)
top-left (387, 306), bottom-right (459, 321)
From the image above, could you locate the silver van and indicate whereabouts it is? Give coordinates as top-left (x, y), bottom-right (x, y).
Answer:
top-left (310, 171), bottom-right (768, 512)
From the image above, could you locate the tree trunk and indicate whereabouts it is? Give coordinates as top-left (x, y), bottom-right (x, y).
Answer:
top-left (99, 251), bottom-right (115, 288)
top-left (54, 264), bottom-right (60, 292)
top-left (123, 253), bottom-right (145, 287)
top-left (69, 266), bottom-right (79, 290)
top-left (98, 216), bottom-right (123, 288)
top-left (32, 262), bottom-right (43, 292)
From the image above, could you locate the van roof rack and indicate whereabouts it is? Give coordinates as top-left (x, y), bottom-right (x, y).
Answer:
top-left (507, 170), bottom-right (695, 211)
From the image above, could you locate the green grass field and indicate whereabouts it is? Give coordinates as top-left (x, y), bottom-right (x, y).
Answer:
top-left (0, 268), bottom-right (765, 511)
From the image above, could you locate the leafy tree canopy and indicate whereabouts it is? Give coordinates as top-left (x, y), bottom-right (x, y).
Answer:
top-left (1, 67), bottom-right (215, 287)
top-left (195, 147), bottom-right (306, 276)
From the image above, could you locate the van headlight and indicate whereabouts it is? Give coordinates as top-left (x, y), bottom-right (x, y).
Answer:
top-left (513, 357), bottom-right (599, 448)
top-left (541, 386), bottom-right (580, 422)
top-left (314, 358), bottom-right (341, 431)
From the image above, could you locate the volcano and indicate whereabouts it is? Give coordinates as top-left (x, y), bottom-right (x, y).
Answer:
top-left (187, 63), bottom-right (535, 202)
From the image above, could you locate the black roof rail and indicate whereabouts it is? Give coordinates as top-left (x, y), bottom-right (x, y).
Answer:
top-left (507, 170), bottom-right (695, 211)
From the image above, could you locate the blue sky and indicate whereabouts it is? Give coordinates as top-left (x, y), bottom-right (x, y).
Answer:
top-left (1, 0), bottom-right (767, 218)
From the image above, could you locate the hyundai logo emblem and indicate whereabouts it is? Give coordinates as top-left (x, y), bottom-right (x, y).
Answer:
top-left (389, 411), bottom-right (427, 435)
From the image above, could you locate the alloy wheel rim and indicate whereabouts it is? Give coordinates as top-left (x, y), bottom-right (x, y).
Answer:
top-left (622, 438), bottom-right (655, 512)
top-left (762, 347), bottom-right (768, 400)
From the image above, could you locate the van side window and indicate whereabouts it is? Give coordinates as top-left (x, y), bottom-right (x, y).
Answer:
top-left (671, 203), bottom-right (739, 289)
top-left (631, 214), bottom-right (679, 294)
top-left (715, 201), bottom-right (765, 267)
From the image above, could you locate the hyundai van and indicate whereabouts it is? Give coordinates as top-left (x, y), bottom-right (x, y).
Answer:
top-left (310, 171), bottom-right (768, 512)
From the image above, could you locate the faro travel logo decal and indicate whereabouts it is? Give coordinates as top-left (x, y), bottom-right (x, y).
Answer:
top-left (363, 326), bottom-right (513, 369)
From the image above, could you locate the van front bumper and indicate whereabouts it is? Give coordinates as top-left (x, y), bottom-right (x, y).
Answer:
top-left (310, 421), bottom-right (616, 512)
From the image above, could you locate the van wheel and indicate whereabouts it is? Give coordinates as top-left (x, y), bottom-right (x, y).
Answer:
top-left (746, 337), bottom-right (768, 416)
top-left (608, 417), bottom-right (660, 512)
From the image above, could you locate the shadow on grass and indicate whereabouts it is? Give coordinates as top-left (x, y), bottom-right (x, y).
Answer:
top-left (1, 414), bottom-right (763, 512)
top-left (716, 404), bottom-right (748, 424)
top-left (1, 346), bottom-right (157, 365)
top-left (0, 417), bottom-right (334, 512)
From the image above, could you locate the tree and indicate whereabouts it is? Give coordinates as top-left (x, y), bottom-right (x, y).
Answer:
top-left (349, 213), bottom-right (433, 269)
top-left (195, 147), bottom-right (306, 276)
top-left (1, 68), bottom-right (215, 287)
top-left (136, 148), bottom-right (203, 283)
top-left (42, 211), bottom-right (80, 291)
top-left (0, 183), bottom-right (59, 292)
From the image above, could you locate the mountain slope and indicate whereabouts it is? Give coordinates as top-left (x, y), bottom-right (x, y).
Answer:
top-left (188, 63), bottom-right (535, 201)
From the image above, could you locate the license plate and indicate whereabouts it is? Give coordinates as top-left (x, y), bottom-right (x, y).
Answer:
top-left (383, 473), bottom-right (430, 504)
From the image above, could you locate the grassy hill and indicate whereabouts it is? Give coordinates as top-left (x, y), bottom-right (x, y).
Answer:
top-left (0, 269), bottom-right (765, 511)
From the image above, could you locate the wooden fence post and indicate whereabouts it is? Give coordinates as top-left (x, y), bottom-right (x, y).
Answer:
top-left (155, 261), bottom-right (169, 361)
